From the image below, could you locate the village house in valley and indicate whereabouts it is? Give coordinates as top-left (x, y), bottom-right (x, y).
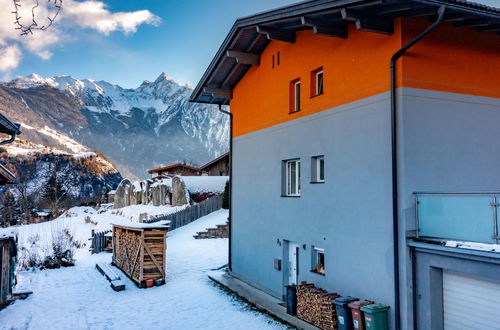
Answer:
top-left (199, 152), bottom-right (230, 176)
top-left (191, 0), bottom-right (500, 329)
top-left (148, 163), bottom-right (200, 178)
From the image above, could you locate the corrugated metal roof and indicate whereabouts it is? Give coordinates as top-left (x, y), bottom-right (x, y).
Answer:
top-left (190, 0), bottom-right (500, 105)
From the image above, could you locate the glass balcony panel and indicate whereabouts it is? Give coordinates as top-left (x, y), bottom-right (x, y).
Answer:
top-left (418, 195), bottom-right (494, 244)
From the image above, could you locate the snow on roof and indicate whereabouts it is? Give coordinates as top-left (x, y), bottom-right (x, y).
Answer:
top-left (35, 212), bottom-right (50, 217)
top-left (182, 176), bottom-right (228, 194)
top-left (445, 240), bottom-right (500, 253)
top-left (112, 220), bottom-right (171, 229)
top-left (108, 190), bottom-right (116, 194)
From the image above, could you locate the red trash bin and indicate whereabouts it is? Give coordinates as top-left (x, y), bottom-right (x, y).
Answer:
top-left (348, 300), bottom-right (375, 330)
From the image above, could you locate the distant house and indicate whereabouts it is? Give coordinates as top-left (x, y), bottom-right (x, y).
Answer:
top-left (191, 1), bottom-right (500, 329)
top-left (0, 112), bottom-right (20, 184)
top-left (148, 163), bottom-right (200, 178)
top-left (107, 190), bottom-right (116, 203)
top-left (199, 152), bottom-right (229, 176)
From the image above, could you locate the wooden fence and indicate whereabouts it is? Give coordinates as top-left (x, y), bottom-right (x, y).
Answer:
top-left (90, 229), bottom-right (111, 254)
top-left (145, 193), bottom-right (224, 230)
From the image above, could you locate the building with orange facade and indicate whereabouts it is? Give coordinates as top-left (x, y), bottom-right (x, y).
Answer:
top-left (192, 1), bottom-right (500, 328)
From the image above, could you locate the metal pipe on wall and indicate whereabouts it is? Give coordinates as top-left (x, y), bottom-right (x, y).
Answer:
top-left (218, 103), bottom-right (233, 271)
top-left (390, 6), bottom-right (446, 329)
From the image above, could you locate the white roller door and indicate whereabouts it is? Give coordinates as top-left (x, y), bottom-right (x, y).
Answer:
top-left (443, 270), bottom-right (500, 330)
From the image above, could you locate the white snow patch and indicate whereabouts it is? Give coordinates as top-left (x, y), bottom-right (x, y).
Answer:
top-left (183, 176), bottom-right (228, 194)
top-left (445, 240), bottom-right (500, 252)
top-left (0, 210), bottom-right (286, 329)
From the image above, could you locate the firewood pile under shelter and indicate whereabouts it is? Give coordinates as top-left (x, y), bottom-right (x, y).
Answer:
top-left (297, 281), bottom-right (340, 329)
top-left (112, 221), bottom-right (169, 287)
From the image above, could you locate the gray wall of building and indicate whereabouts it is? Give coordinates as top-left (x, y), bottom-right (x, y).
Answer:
top-left (232, 92), bottom-right (395, 326)
top-left (398, 88), bottom-right (500, 329)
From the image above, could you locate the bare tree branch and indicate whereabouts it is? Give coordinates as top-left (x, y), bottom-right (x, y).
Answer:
top-left (12, 0), bottom-right (62, 36)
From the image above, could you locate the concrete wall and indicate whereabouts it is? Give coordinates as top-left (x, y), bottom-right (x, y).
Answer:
top-left (232, 92), bottom-right (395, 325)
top-left (398, 88), bottom-right (500, 328)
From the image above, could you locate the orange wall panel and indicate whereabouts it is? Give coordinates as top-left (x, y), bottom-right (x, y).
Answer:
top-left (231, 18), bottom-right (500, 138)
top-left (231, 24), bottom-right (403, 137)
top-left (401, 17), bottom-right (500, 98)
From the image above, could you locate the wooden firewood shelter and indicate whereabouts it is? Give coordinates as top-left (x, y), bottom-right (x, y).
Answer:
top-left (112, 221), bottom-right (169, 287)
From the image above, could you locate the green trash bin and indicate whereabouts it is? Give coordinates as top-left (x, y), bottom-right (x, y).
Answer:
top-left (360, 304), bottom-right (390, 330)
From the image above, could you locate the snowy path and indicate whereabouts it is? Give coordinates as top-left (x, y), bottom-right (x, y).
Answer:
top-left (0, 210), bottom-right (288, 330)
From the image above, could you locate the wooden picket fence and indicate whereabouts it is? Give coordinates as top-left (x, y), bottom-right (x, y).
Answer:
top-left (90, 229), bottom-right (112, 254)
top-left (145, 193), bottom-right (224, 230)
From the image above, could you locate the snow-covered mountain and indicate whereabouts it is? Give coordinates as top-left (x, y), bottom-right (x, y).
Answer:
top-left (0, 132), bottom-right (122, 205)
top-left (0, 73), bottom-right (229, 179)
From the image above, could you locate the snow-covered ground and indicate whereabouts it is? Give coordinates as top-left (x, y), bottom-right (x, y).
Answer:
top-left (0, 210), bottom-right (288, 330)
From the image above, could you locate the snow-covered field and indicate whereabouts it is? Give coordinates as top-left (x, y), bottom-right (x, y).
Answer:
top-left (0, 210), bottom-right (288, 330)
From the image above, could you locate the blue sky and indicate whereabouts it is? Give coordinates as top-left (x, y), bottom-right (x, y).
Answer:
top-left (6, 0), bottom-right (499, 88)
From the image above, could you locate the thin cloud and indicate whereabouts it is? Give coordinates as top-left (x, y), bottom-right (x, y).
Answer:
top-left (0, 0), bottom-right (161, 72)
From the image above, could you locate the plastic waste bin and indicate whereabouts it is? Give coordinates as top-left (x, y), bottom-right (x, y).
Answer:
top-left (334, 296), bottom-right (359, 330)
top-left (360, 304), bottom-right (390, 330)
top-left (348, 300), bottom-right (375, 330)
top-left (285, 285), bottom-right (297, 316)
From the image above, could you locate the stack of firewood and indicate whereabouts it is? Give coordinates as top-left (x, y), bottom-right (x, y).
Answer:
top-left (296, 281), bottom-right (340, 329)
top-left (115, 229), bottom-right (141, 277)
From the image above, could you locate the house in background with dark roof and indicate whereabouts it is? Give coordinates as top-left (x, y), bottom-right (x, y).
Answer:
top-left (199, 152), bottom-right (229, 176)
top-left (148, 163), bottom-right (201, 178)
top-left (191, 0), bottom-right (500, 329)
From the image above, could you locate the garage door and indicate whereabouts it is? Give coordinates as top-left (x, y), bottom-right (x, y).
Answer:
top-left (443, 270), bottom-right (500, 330)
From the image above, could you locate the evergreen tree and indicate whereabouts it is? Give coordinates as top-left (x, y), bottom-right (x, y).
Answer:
top-left (42, 173), bottom-right (68, 217)
top-left (2, 190), bottom-right (21, 227)
top-left (222, 180), bottom-right (230, 209)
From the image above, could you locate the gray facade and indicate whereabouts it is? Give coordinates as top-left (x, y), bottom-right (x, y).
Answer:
top-left (231, 87), bottom-right (500, 329)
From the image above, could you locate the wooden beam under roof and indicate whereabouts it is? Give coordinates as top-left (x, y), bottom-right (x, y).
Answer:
top-left (476, 23), bottom-right (500, 32)
top-left (452, 18), bottom-right (493, 28)
top-left (204, 87), bottom-right (232, 100)
top-left (256, 26), bottom-right (295, 43)
top-left (341, 8), bottom-right (394, 35)
top-left (301, 16), bottom-right (347, 38)
top-left (226, 50), bottom-right (260, 65)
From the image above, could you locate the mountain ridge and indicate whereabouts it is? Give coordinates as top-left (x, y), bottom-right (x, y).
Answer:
top-left (0, 72), bottom-right (229, 179)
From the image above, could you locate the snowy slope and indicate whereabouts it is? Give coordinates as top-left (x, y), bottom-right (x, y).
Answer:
top-left (2, 73), bottom-right (229, 179)
top-left (0, 210), bottom-right (287, 330)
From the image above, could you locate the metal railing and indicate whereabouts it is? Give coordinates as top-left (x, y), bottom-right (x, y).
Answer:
top-left (415, 192), bottom-right (500, 244)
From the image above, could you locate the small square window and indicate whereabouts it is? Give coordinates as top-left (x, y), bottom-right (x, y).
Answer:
top-left (282, 159), bottom-right (301, 196)
top-left (289, 78), bottom-right (301, 113)
top-left (311, 156), bottom-right (325, 183)
top-left (310, 67), bottom-right (324, 97)
top-left (311, 247), bottom-right (325, 274)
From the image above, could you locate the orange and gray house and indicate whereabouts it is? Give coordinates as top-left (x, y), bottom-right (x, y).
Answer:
top-left (191, 0), bottom-right (499, 329)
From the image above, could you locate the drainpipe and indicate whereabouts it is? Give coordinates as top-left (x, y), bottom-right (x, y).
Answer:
top-left (218, 103), bottom-right (233, 271)
top-left (390, 6), bottom-right (445, 330)
top-left (0, 133), bottom-right (17, 146)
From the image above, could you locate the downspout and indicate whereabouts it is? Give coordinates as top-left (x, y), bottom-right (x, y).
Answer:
top-left (0, 133), bottom-right (17, 146)
top-left (218, 103), bottom-right (233, 271)
top-left (390, 6), bottom-right (445, 330)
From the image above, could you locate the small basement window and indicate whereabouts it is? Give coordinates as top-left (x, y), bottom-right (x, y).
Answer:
top-left (311, 67), bottom-right (324, 97)
top-left (311, 247), bottom-right (325, 275)
top-left (283, 159), bottom-right (301, 196)
top-left (289, 78), bottom-right (301, 113)
top-left (311, 156), bottom-right (325, 183)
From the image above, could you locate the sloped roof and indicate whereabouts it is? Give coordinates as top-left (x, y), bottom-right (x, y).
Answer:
top-left (190, 0), bottom-right (500, 105)
top-left (0, 163), bottom-right (15, 184)
top-left (0, 112), bottom-right (21, 136)
top-left (148, 163), bottom-right (200, 174)
top-left (199, 152), bottom-right (229, 170)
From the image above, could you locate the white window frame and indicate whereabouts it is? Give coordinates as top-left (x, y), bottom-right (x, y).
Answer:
top-left (312, 155), bottom-right (325, 183)
top-left (285, 159), bottom-right (301, 196)
top-left (315, 70), bottom-right (324, 96)
top-left (294, 80), bottom-right (301, 112)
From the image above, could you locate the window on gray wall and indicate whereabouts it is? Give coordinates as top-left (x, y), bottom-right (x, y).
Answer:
top-left (282, 159), bottom-right (301, 196)
top-left (311, 155), bottom-right (325, 183)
